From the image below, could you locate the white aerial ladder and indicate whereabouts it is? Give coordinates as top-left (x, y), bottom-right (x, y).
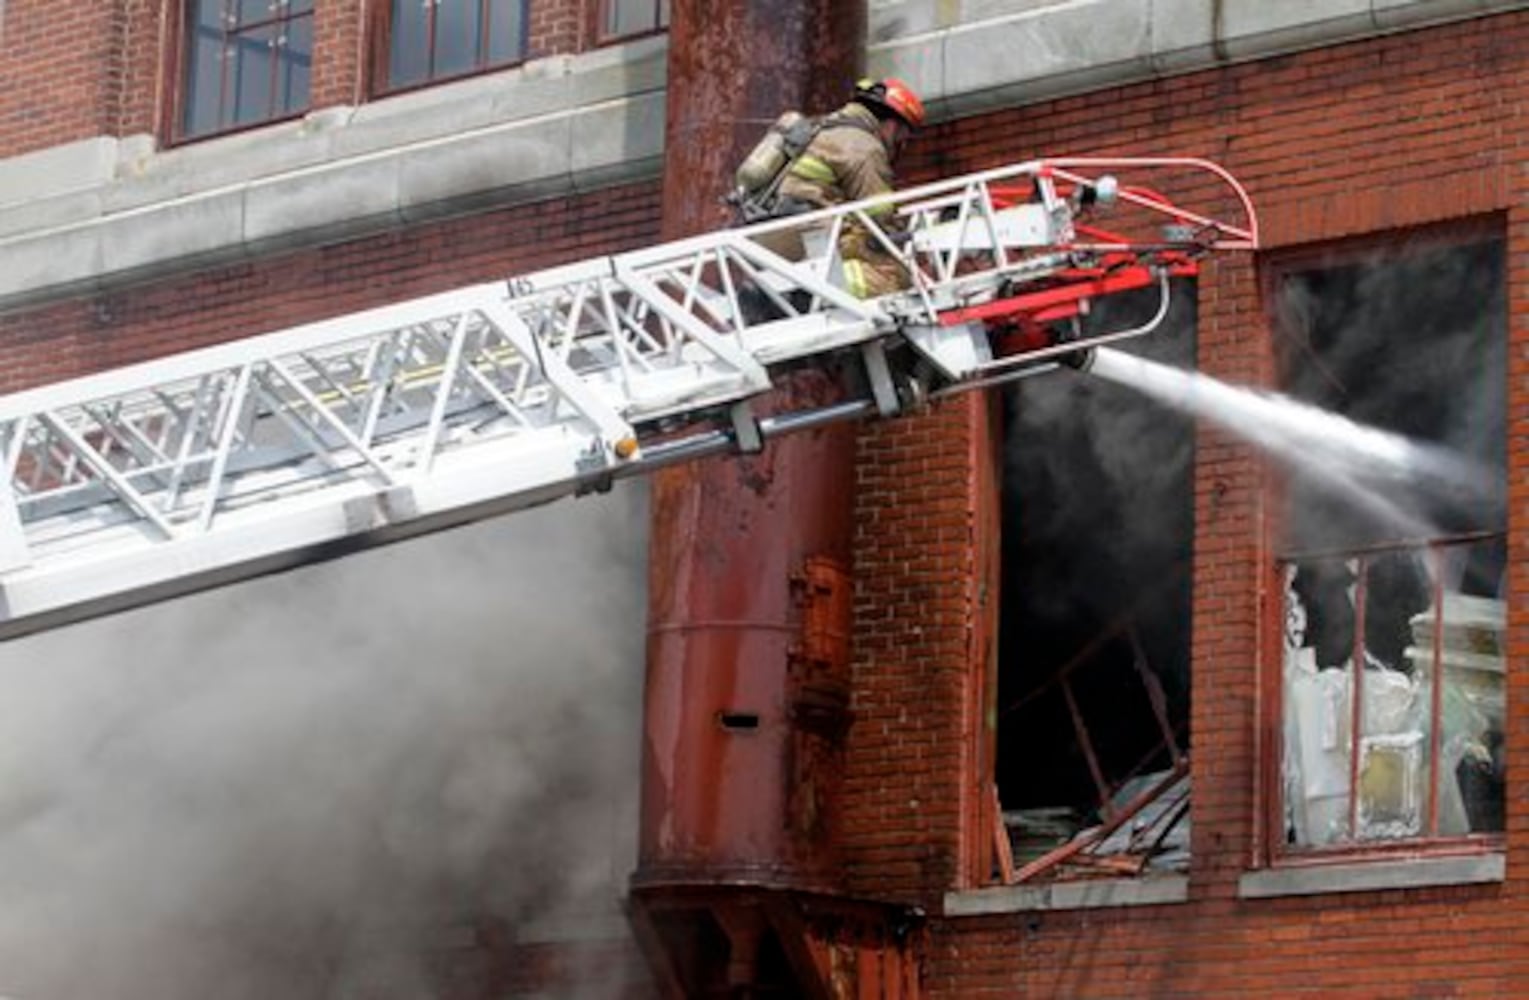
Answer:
top-left (0, 158), bottom-right (1256, 639)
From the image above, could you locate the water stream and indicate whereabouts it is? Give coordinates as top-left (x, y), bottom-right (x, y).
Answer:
top-left (1085, 347), bottom-right (1497, 542)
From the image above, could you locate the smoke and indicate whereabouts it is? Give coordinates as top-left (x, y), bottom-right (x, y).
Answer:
top-left (1276, 240), bottom-right (1504, 454)
top-left (997, 283), bottom-right (1196, 808)
top-left (1270, 237), bottom-right (1507, 550)
top-left (1002, 280), bottom-right (1197, 627)
top-left (1088, 347), bottom-right (1498, 542)
top-left (0, 484), bottom-right (648, 1000)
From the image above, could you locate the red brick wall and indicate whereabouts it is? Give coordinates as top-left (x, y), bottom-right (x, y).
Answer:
top-left (311, 0), bottom-right (367, 109)
top-left (844, 393), bottom-right (1003, 898)
top-left (0, 1), bottom-right (601, 156)
top-left (114, 0), bottom-right (167, 138)
top-left (528, 0), bottom-right (588, 56)
top-left (0, 0), bottom-right (122, 153)
top-left (847, 10), bottom-right (1529, 997)
top-left (0, 180), bottom-right (661, 393)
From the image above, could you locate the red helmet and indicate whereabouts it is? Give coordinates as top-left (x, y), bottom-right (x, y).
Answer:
top-left (855, 77), bottom-right (925, 129)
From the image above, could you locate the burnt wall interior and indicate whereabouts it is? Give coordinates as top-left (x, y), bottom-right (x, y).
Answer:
top-left (996, 282), bottom-right (1197, 818)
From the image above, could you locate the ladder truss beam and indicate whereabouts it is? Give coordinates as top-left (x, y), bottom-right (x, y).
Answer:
top-left (0, 158), bottom-right (1257, 638)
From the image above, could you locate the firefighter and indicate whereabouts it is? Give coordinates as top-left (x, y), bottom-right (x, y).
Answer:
top-left (750, 77), bottom-right (925, 300)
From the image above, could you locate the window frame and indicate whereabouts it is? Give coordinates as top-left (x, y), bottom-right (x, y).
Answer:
top-left (1255, 218), bottom-right (1509, 868)
top-left (990, 277), bottom-right (1199, 886)
top-left (371, 0), bottom-right (530, 98)
top-left (593, 0), bottom-right (669, 46)
top-left (170, 0), bottom-right (316, 145)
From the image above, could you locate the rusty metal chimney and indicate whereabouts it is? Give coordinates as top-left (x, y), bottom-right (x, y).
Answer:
top-left (629, 4), bottom-right (927, 997)
top-left (638, 0), bottom-right (865, 896)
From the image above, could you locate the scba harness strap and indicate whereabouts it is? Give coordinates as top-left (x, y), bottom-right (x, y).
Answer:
top-left (732, 111), bottom-right (881, 223)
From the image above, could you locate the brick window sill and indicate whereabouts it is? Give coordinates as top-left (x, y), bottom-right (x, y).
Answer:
top-left (945, 875), bottom-right (1189, 915)
top-left (1238, 852), bottom-right (1504, 900)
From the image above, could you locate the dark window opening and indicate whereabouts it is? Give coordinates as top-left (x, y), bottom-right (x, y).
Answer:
top-left (1274, 234), bottom-right (1507, 851)
top-left (381, 0), bottom-right (527, 93)
top-left (598, 0), bottom-right (669, 42)
top-left (181, 0), bottom-right (313, 140)
top-left (996, 280), bottom-right (1196, 875)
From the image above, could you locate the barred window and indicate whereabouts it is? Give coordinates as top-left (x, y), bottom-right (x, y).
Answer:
top-left (182, 0), bottom-right (313, 140)
top-left (384, 0), bottom-right (527, 92)
top-left (1271, 232), bottom-right (1506, 854)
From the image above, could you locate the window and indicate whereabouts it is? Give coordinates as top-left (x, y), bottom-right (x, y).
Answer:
top-left (996, 280), bottom-right (1196, 880)
top-left (1271, 232), bottom-right (1506, 854)
top-left (599, 0), bottom-right (669, 41)
top-left (383, 0), bottom-right (527, 92)
top-left (181, 0), bottom-right (313, 140)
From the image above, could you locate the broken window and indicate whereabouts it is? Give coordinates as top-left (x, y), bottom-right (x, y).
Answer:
top-left (1273, 231), bottom-right (1506, 852)
top-left (995, 280), bottom-right (1196, 881)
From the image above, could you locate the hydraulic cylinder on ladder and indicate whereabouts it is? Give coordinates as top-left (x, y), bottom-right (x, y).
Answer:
top-left (0, 158), bottom-right (1257, 639)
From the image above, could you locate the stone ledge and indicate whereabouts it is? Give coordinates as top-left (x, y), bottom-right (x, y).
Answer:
top-left (1238, 852), bottom-right (1505, 899)
top-left (868, 0), bottom-right (1529, 120)
top-left (944, 874), bottom-right (1189, 915)
top-left (1, 2), bottom-right (1526, 310)
top-left (0, 37), bottom-right (668, 311)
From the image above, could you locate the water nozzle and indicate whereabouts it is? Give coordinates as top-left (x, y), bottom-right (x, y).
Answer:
top-left (1062, 346), bottom-right (1096, 372)
top-left (1054, 318), bottom-right (1096, 372)
top-left (1078, 175), bottom-right (1119, 209)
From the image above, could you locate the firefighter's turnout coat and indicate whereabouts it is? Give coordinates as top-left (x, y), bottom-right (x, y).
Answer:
top-left (759, 102), bottom-right (908, 299)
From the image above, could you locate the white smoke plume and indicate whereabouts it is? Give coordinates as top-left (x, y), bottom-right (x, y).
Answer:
top-left (1088, 346), bottom-right (1498, 541)
top-left (0, 484), bottom-right (648, 999)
